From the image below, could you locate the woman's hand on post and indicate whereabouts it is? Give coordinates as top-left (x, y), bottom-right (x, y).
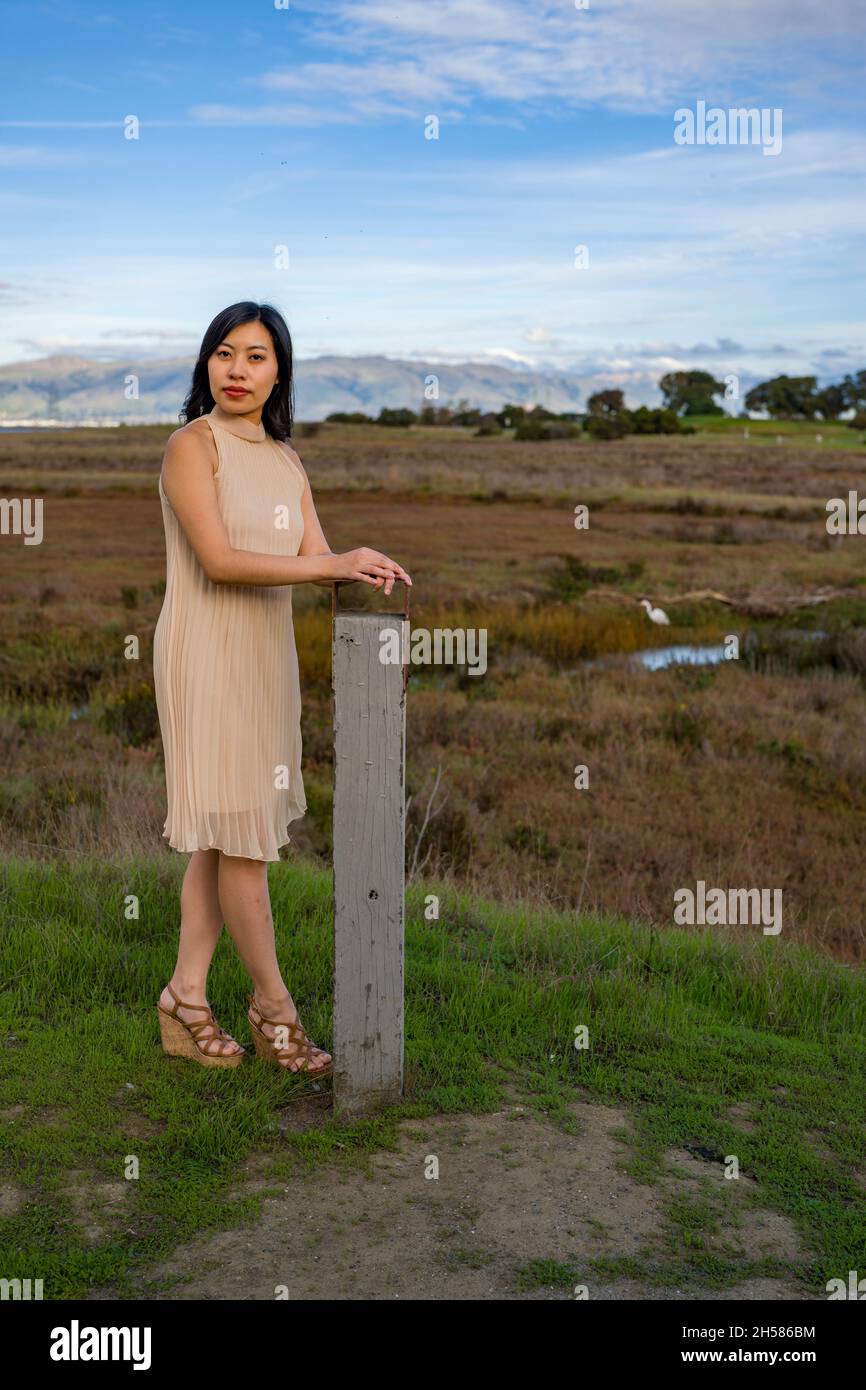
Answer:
top-left (322, 548), bottom-right (412, 596)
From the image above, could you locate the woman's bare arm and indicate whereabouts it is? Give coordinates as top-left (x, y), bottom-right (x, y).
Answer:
top-left (160, 424), bottom-right (411, 591)
top-left (274, 439), bottom-right (335, 586)
top-left (160, 425), bottom-right (331, 585)
top-left (275, 442), bottom-right (411, 594)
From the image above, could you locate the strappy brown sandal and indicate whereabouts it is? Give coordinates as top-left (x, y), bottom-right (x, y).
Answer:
top-left (156, 983), bottom-right (245, 1067)
top-left (247, 992), bottom-right (333, 1079)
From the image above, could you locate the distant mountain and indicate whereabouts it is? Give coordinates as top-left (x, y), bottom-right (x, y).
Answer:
top-left (0, 353), bottom-right (586, 425)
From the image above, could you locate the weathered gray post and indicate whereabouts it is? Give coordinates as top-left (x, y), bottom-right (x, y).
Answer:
top-left (331, 580), bottom-right (409, 1117)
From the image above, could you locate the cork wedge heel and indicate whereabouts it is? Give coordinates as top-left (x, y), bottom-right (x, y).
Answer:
top-left (247, 992), bottom-right (333, 1078)
top-left (156, 983), bottom-right (245, 1067)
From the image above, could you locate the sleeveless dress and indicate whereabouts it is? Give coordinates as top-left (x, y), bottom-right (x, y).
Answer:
top-left (152, 402), bottom-right (307, 861)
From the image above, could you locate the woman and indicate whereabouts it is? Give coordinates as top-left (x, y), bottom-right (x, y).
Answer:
top-left (152, 301), bottom-right (411, 1076)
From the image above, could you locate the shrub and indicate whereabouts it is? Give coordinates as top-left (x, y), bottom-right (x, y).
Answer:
top-left (97, 680), bottom-right (160, 747)
top-left (661, 701), bottom-right (709, 749)
top-left (584, 411), bottom-right (631, 440)
top-left (377, 408), bottom-right (417, 427)
top-left (505, 821), bottom-right (558, 861)
top-left (672, 495), bottom-right (707, 515)
top-left (629, 406), bottom-right (682, 435)
top-left (0, 633), bottom-right (116, 702)
top-left (514, 418), bottom-right (580, 441)
top-left (545, 555), bottom-right (645, 600)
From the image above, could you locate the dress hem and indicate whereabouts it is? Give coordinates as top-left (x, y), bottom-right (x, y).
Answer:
top-left (160, 815), bottom-right (307, 863)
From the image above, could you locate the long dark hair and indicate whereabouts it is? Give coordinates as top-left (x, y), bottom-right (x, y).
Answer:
top-left (179, 301), bottom-right (295, 440)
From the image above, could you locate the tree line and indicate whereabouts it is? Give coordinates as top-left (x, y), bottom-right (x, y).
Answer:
top-left (324, 368), bottom-right (866, 438)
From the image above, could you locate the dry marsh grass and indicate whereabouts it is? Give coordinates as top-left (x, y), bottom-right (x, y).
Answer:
top-left (2, 423), bottom-right (866, 959)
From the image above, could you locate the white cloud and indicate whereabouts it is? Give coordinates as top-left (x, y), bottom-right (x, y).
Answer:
top-left (203, 0), bottom-right (866, 126)
top-left (0, 145), bottom-right (89, 167)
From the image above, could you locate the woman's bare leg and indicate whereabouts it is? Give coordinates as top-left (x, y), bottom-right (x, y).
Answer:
top-left (216, 852), bottom-right (331, 1073)
top-left (158, 848), bottom-right (244, 1057)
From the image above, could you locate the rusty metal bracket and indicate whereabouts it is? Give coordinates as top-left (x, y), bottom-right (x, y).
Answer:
top-left (330, 579), bottom-right (412, 693)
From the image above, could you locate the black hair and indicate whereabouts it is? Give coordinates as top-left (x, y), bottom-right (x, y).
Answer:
top-left (179, 300), bottom-right (295, 440)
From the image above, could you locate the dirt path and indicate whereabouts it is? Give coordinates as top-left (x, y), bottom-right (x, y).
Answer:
top-left (86, 1088), bottom-right (816, 1301)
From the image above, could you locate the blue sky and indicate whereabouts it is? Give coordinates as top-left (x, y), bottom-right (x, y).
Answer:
top-left (0, 0), bottom-right (863, 403)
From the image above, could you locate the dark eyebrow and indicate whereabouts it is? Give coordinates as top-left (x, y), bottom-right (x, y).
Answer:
top-left (218, 341), bottom-right (271, 351)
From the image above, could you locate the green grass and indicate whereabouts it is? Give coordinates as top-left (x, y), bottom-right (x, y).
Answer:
top-left (684, 415), bottom-right (866, 446)
top-left (1, 853), bottom-right (864, 1298)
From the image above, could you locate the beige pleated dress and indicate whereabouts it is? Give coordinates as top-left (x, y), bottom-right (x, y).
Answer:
top-left (153, 403), bottom-right (307, 861)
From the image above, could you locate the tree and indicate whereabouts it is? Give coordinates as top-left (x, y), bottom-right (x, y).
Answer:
top-left (418, 404), bottom-right (454, 426)
top-left (744, 375), bottom-right (818, 419)
top-left (377, 407), bottom-right (417, 427)
top-left (813, 383), bottom-right (846, 420)
top-left (659, 370), bottom-right (725, 416)
top-left (450, 403), bottom-right (483, 427)
top-left (496, 403), bottom-right (526, 428)
top-left (586, 388), bottom-right (625, 416)
top-left (841, 371), bottom-right (866, 413)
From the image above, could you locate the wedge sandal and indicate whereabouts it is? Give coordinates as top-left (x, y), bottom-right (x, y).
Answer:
top-left (247, 992), bottom-right (333, 1078)
top-left (156, 982), bottom-right (245, 1067)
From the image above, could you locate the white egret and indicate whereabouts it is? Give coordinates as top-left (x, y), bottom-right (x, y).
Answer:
top-left (640, 599), bottom-right (670, 625)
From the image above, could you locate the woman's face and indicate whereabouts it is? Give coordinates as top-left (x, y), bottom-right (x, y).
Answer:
top-left (208, 320), bottom-right (279, 413)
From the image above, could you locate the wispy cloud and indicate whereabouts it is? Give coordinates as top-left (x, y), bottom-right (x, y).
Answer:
top-left (0, 144), bottom-right (89, 167)
top-left (0, 0), bottom-right (861, 381)
top-left (194, 0), bottom-right (866, 126)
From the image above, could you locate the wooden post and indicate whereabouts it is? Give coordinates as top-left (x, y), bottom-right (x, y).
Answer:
top-left (331, 580), bottom-right (409, 1118)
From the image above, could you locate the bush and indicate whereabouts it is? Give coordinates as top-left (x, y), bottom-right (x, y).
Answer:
top-left (506, 821), bottom-right (558, 862)
top-left (377, 408), bottom-right (418, 427)
top-left (545, 555), bottom-right (645, 600)
top-left (661, 701), bottom-right (709, 749)
top-left (672, 495), bottom-right (707, 515)
top-left (514, 418), bottom-right (546, 440)
top-left (584, 411), bottom-right (631, 440)
top-left (96, 679), bottom-right (160, 747)
top-left (514, 418), bottom-right (580, 441)
top-left (0, 632), bottom-right (116, 702)
top-left (629, 406), bottom-right (682, 435)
